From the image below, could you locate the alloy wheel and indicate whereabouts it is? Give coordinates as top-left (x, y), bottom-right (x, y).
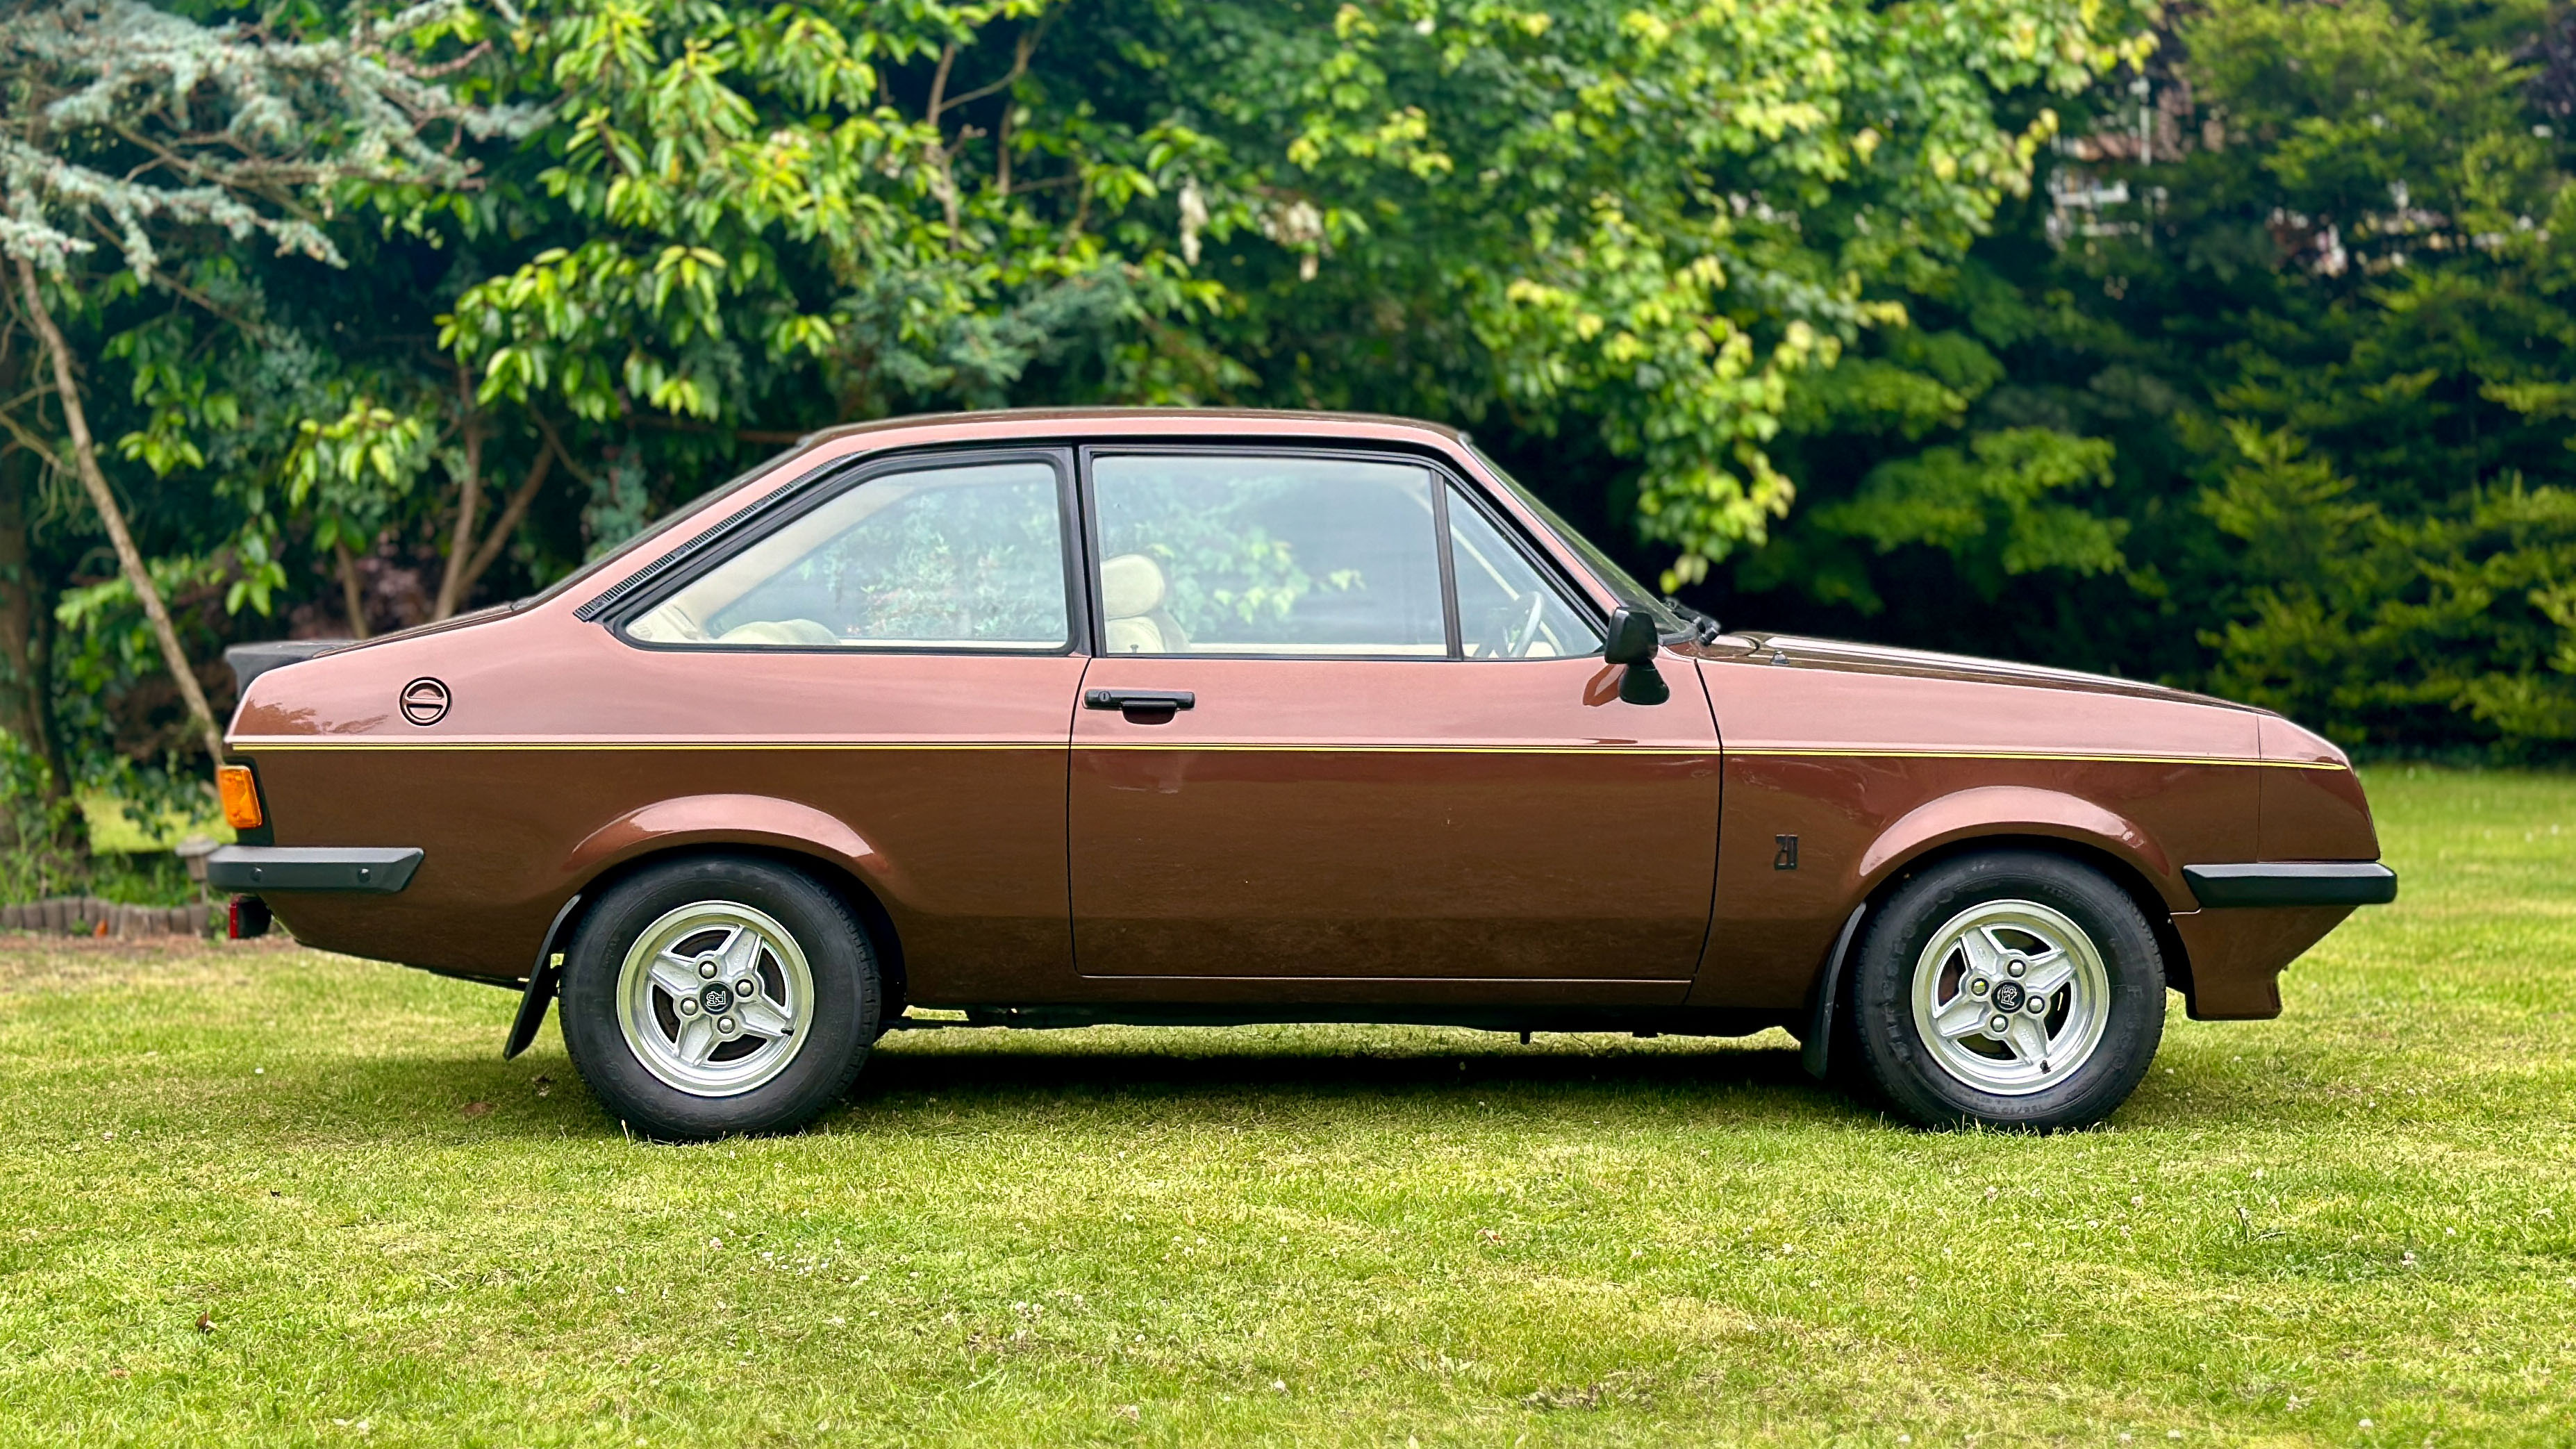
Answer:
top-left (1907, 897), bottom-right (2112, 1096)
top-left (615, 900), bottom-right (815, 1098)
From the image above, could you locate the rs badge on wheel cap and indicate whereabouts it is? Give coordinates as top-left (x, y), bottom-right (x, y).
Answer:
top-left (1992, 980), bottom-right (2026, 1013)
top-left (399, 677), bottom-right (450, 726)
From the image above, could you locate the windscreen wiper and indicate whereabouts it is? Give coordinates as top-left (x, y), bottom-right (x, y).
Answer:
top-left (1663, 597), bottom-right (1724, 643)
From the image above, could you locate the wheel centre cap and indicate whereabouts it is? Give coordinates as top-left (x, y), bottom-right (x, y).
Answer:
top-left (1991, 980), bottom-right (2027, 1013)
top-left (700, 983), bottom-right (734, 1015)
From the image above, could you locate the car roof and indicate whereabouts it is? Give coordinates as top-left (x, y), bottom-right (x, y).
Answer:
top-left (797, 407), bottom-right (1475, 449)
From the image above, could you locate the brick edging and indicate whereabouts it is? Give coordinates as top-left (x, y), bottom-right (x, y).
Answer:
top-left (1, 897), bottom-right (211, 938)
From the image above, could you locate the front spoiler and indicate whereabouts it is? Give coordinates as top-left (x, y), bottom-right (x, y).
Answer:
top-left (2183, 861), bottom-right (2398, 909)
top-left (205, 845), bottom-right (423, 894)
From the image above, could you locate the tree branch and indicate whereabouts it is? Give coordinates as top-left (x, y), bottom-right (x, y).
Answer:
top-left (333, 538), bottom-right (371, 639)
top-left (0, 405), bottom-right (65, 465)
top-left (531, 409), bottom-right (598, 488)
top-left (925, 42), bottom-right (958, 129)
top-left (945, 25), bottom-right (1042, 113)
top-left (431, 364), bottom-right (483, 620)
top-left (455, 440), bottom-right (552, 602)
top-left (14, 256), bottom-right (223, 768)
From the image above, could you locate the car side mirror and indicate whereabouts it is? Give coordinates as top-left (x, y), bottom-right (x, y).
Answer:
top-left (1604, 606), bottom-right (1670, 705)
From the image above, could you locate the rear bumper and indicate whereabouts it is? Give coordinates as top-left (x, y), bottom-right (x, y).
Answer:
top-left (2183, 862), bottom-right (2397, 909)
top-left (205, 846), bottom-right (423, 894)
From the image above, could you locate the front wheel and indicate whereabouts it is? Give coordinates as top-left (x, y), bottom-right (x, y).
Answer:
top-left (559, 855), bottom-right (879, 1140)
top-left (1847, 850), bottom-right (2165, 1131)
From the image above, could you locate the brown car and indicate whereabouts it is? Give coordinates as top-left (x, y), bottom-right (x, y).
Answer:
top-left (210, 408), bottom-right (2395, 1138)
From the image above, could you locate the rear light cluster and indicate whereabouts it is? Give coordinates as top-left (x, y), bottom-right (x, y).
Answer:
top-left (227, 895), bottom-right (272, 941)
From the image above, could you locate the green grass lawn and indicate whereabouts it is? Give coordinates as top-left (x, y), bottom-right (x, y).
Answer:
top-left (1, 768), bottom-right (2571, 1446)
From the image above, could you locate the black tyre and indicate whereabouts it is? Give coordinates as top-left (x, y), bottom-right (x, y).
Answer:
top-left (1847, 850), bottom-right (2164, 1130)
top-left (559, 854), bottom-right (879, 1141)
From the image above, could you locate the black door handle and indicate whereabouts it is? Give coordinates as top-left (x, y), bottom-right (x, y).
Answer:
top-left (1085, 688), bottom-right (1195, 713)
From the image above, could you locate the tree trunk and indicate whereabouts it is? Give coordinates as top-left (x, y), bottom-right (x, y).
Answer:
top-left (28, 593), bottom-right (63, 802)
top-left (0, 445), bottom-right (53, 768)
top-left (333, 540), bottom-right (372, 639)
top-left (0, 342), bottom-right (56, 792)
top-left (14, 257), bottom-right (225, 770)
top-left (432, 366), bottom-right (483, 621)
top-left (456, 443), bottom-right (551, 605)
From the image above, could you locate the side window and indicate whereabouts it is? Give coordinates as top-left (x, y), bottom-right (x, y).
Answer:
top-left (1090, 454), bottom-right (1447, 655)
top-left (1447, 486), bottom-right (1604, 659)
top-left (625, 459), bottom-right (1069, 649)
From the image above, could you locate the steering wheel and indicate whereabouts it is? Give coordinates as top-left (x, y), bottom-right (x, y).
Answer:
top-left (1510, 590), bottom-right (1547, 658)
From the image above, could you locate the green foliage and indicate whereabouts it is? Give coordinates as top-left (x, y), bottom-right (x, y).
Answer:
top-left (1726, 0), bottom-right (2576, 757)
top-left (10, 0), bottom-right (2576, 793)
top-left (441, 0), bottom-right (1224, 431)
top-left (2202, 428), bottom-right (2576, 750)
top-left (0, 731), bottom-right (81, 900)
top-left (1813, 427), bottom-right (2124, 608)
top-left (1095, 0), bottom-right (2152, 585)
top-left (0, 0), bottom-right (520, 275)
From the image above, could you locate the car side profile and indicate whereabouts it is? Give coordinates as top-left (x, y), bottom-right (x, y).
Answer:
top-left (210, 409), bottom-right (2396, 1138)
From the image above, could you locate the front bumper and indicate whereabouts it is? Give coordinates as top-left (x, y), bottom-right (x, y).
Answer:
top-left (205, 845), bottom-right (423, 894)
top-left (2182, 861), bottom-right (2398, 909)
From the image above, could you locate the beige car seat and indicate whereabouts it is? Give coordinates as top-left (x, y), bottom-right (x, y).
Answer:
top-left (717, 618), bottom-right (840, 646)
top-left (1100, 553), bottom-right (1188, 654)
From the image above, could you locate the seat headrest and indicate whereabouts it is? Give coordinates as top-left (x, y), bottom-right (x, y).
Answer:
top-left (1100, 552), bottom-right (1167, 619)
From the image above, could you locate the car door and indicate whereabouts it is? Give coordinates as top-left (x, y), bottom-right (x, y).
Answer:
top-left (1068, 447), bottom-right (1721, 993)
top-left (612, 447), bottom-right (1088, 1000)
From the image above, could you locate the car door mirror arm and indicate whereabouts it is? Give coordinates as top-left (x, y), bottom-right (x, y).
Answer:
top-left (1602, 606), bottom-right (1672, 705)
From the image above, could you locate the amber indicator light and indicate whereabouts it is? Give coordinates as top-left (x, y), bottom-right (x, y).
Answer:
top-left (217, 765), bottom-right (263, 830)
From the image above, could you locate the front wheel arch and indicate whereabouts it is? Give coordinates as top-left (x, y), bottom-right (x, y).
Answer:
top-left (1844, 847), bottom-right (2168, 1129)
top-left (1807, 834), bottom-right (2193, 1079)
top-left (1863, 834), bottom-right (2191, 1005)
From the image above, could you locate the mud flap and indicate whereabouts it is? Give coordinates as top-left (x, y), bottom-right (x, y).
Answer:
top-left (1800, 904), bottom-right (1869, 1081)
top-left (503, 894), bottom-right (584, 1060)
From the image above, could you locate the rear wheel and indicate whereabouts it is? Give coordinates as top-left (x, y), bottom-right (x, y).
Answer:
top-left (1847, 850), bottom-right (2164, 1131)
top-left (560, 855), bottom-right (878, 1140)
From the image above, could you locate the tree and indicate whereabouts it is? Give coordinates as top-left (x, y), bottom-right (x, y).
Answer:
top-left (428, 0), bottom-right (2154, 591)
top-left (437, 0), bottom-right (1224, 544)
top-left (1718, 0), bottom-right (2576, 756)
top-left (1047, 0), bottom-right (2154, 586)
top-left (0, 0), bottom-right (525, 764)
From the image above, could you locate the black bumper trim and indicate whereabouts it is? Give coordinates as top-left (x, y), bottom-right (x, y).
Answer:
top-left (2183, 861), bottom-right (2398, 909)
top-left (206, 845), bottom-right (424, 894)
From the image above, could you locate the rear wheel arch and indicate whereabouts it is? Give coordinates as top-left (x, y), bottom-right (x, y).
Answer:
top-left (556, 851), bottom-right (883, 1139)
top-left (564, 842), bottom-right (908, 1020)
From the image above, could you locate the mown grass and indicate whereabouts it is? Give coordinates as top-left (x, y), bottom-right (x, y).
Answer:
top-left (0, 767), bottom-right (2570, 1446)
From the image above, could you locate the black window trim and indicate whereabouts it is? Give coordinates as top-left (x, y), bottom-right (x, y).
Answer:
top-left (560, 450), bottom-right (816, 622)
top-left (1074, 441), bottom-right (1606, 664)
top-left (604, 443), bottom-right (1090, 657)
top-left (1440, 474), bottom-right (1610, 662)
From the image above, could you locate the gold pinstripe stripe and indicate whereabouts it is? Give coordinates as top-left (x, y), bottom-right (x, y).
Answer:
top-left (1729, 747), bottom-right (2341, 770)
top-left (233, 739), bottom-right (1705, 756)
top-left (229, 738), bottom-right (2338, 768)
top-left (233, 740), bottom-right (1053, 752)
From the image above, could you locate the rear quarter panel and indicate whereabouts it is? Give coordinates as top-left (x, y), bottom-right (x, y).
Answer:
top-left (231, 607), bottom-right (1083, 991)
